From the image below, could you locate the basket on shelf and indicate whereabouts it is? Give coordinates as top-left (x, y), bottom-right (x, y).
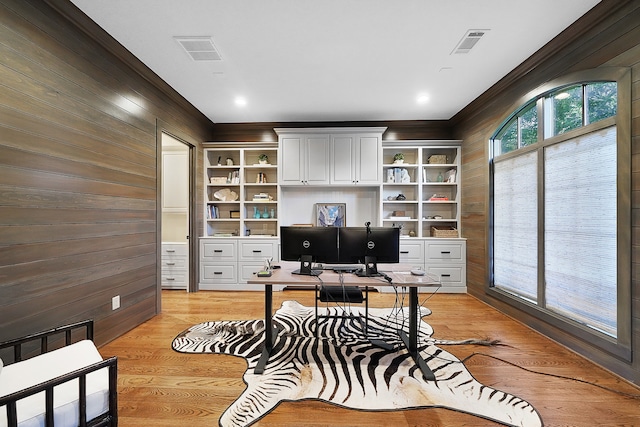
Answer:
top-left (430, 226), bottom-right (459, 238)
top-left (427, 155), bottom-right (448, 164)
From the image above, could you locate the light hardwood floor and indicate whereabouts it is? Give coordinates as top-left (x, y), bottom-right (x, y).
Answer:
top-left (99, 289), bottom-right (640, 426)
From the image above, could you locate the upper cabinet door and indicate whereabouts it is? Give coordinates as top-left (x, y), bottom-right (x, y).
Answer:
top-left (279, 136), bottom-right (304, 184)
top-left (330, 133), bottom-right (381, 185)
top-left (330, 135), bottom-right (355, 184)
top-left (355, 135), bottom-right (382, 184)
top-left (305, 136), bottom-right (330, 185)
top-left (278, 134), bottom-right (329, 185)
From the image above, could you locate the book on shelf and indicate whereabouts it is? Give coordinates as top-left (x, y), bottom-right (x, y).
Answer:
top-left (389, 216), bottom-right (411, 220)
top-left (207, 205), bottom-right (220, 219)
top-left (428, 194), bottom-right (449, 201)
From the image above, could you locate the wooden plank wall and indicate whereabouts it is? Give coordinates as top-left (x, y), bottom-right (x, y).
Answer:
top-left (0, 0), bottom-right (212, 346)
top-left (451, 0), bottom-right (640, 383)
top-left (211, 120), bottom-right (453, 142)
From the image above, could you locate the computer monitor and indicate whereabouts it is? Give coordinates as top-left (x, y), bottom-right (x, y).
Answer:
top-left (338, 226), bottom-right (400, 276)
top-left (280, 226), bottom-right (339, 275)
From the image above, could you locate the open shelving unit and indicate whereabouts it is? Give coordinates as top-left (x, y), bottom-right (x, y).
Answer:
top-left (204, 146), bottom-right (279, 238)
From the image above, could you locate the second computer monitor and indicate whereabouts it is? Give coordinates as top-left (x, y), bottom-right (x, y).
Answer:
top-left (338, 226), bottom-right (400, 266)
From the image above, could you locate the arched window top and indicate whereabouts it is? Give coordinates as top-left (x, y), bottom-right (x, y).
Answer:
top-left (492, 75), bottom-right (619, 157)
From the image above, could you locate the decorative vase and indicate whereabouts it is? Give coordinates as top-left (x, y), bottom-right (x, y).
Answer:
top-left (253, 206), bottom-right (260, 219)
top-left (262, 207), bottom-right (269, 218)
top-left (270, 208), bottom-right (275, 218)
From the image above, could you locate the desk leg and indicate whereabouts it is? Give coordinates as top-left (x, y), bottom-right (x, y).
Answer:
top-left (398, 287), bottom-right (436, 381)
top-left (255, 284), bottom-right (277, 374)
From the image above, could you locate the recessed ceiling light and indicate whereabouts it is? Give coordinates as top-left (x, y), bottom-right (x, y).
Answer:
top-left (416, 94), bottom-right (430, 105)
top-left (234, 96), bottom-right (247, 107)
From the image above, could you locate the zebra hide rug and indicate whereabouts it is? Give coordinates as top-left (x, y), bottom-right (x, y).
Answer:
top-left (172, 300), bottom-right (542, 427)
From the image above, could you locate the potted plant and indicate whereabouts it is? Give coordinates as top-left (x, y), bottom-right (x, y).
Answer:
top-left (393, 153), bottom-right (404, 164)
top-left (258, 154), bottom-right (269, 164)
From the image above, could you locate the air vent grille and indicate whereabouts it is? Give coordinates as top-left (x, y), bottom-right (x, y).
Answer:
top-left (451, 30), bottom-right (488, 54)
top-left (175, 37), bottom-right (221, 61)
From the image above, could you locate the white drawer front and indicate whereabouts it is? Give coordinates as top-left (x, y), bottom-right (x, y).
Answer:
top-left (239, 241), bottom-right (276, 260)
top-left (161, 256), bottom-right (187, 269)
top-left (161, 270), bottom-right (188, 286)
top-left (426, 242), bottom-right (464, 261)
top-left (426, 265), bottom-right (464, 285)
top-left (201, 241), bottom-right (237, 260)
top-left (239, 263), bottom-right (267, 283)
top-left (162, 243), bottom-right (188, 255)
top-left (399, 241), bottom-right (424, 263)
top-left (200, 263), bottom-right (237, 283)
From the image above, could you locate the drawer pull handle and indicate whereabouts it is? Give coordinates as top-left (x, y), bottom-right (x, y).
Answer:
top-left (400, 251), bottom-right (409, 254)
top-left (214, 250), bottom-right (223, 253)
top-left (166, 262), bottom-right (176, 266)
top-left (441, 251), bottom-right (451, 254)
top-left (441, 274), bottom-right (451, 277)
top-left (214, 271), bottom-right (223, 275)
top-left (167, 277), bottom-right (175, 281)
top-left (252, 250), bottom-right (262, 253)
top-left (166, 249), bottom-right (176, 253)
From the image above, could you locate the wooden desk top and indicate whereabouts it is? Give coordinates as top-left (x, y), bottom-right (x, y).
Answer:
top-left (247, 263), bottom-right (440, 288)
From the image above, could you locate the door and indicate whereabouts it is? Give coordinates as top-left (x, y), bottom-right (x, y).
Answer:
top-left (161, 133), bottom-right (190, 291)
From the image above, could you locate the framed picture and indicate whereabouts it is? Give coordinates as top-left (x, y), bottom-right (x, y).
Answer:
top-left (316, 203), bottom-right (346, 227)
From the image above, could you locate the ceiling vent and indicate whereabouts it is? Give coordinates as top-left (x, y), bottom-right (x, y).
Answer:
top-left (174, 37), bottom-right (222, 61)
top-left (451, 30), bottom-right (488, 54)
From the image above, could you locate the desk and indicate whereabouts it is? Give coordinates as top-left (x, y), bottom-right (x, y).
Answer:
top-left (248, 266), bottom-right (440, 381)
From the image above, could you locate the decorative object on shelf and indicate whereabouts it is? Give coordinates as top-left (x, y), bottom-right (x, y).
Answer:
top-left (395, 193), bottom-right (406, 200)
top-left (217, 156), bottom-right (222, 166)
top-left (445, 168), bottom-right (457, 183)
top-left (316, 203), bottom-right (346, 227)
top-left (210, 177), bottom-right (227, 184)
top-left (213, 188), bottom-right (238, 201)
top-left (262, 207), bottom-right (270, 218)
top-left (270, 208), bottom-right (275, 218)
top-left (253, 206), bottom-right (261, 219)
top-left (437, 171), bottom-right (444, 182)
top-left (230, 211), bottom-right (240, 219)
top-left (393, 152), bottom-right (404, 164)
top-left (258, 154), bottom-right (269, 164)
top-left (429, 194), bottom-right (449, 201)
top-left (390, 167), bottom-right (409, 183)
top-left (431, 226), bottom-right (459, 238)
top-left (226, 158), bottom-right (234, 166)
top-left (387, 169), bottom-right (395, 183)
top-left (256, 172), bottom-right (268, 183)
top-left (252, 192), bottom-right (273, 201)
top-left (428, 154), bottom-right (447, 164)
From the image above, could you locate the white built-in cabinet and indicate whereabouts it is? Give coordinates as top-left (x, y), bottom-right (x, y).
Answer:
top-left (381, 141), bottom-right (461, 238)
top-left (200, 132), bottom-right (466, 292)
top-left (278, 133), bottom-right (330, 185)
top-left (204, 146), bottom-right (279, 238)
top-left (330, 133), bottom-right (383, 185)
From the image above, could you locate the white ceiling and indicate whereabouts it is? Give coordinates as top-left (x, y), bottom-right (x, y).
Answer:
top-left (70, 0), bottom-right (601, 124)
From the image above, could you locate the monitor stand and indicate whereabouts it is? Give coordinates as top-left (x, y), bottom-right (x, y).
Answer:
top-left (292, 255), bottom-right (322, 276)
top-left (356, 256), bottom-right (381, 277)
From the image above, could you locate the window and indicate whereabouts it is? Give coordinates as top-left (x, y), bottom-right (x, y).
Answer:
top-left (490, 69), bottom-right (630, 357)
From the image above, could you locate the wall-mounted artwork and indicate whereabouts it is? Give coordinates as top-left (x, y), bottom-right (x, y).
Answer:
top-left (316, 203), bottom-right (346, 227)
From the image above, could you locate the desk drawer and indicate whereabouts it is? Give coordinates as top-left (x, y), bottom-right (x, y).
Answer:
top-left (161, 270), bottom-right (188, 288)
